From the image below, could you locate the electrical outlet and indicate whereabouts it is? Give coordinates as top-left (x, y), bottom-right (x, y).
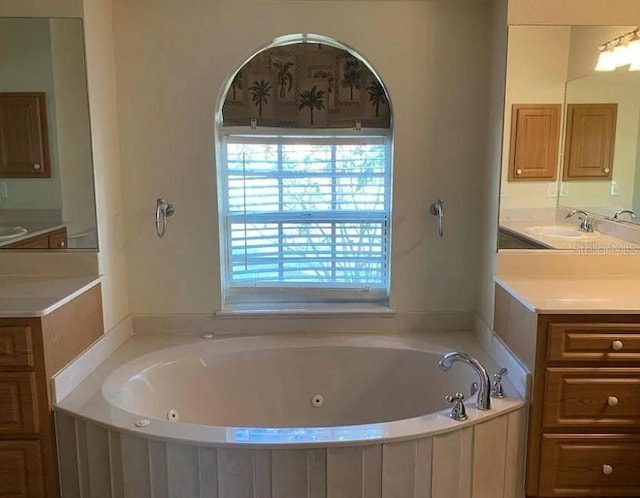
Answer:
top-left (0, 182), bottom-right (7, 199)
top-left (610, 181), bottom-right (620, 196)
top-left (547, 182), bottom-right (558, 197)
top-left (559, 182), bottom-right (569, 197)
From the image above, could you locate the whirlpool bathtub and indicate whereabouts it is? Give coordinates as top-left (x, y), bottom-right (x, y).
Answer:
top-left (56, 333), bottom-right (526, 498)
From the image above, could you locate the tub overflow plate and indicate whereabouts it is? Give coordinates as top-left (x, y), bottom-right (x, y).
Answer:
top-left (311, 394), bottom-right (324, 407)
top-left (167, 409), bottom-right (180, 422)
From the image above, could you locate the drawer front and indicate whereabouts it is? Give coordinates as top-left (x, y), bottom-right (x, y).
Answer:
top-left (0, 326), bottom-right (34, 369)
top-left (547, 323), bottom-right (640, 362)
top-left (0, 440), bottom-right (44, 498)
top-left (539, 434), bottom-right (640, 497)
top-left (0, 373), bottom-right (38, 434)
top-left (544, 368), bottom-right (640, 427)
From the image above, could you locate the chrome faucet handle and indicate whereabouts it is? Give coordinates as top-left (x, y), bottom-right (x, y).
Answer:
top-left (445, 392), bottom-right (468, 421)
top-left (491, 368), bottom-right (508, 399)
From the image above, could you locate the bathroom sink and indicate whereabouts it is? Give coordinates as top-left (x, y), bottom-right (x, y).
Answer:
top-left (525, 225), bottom-right (600, 240)
top-left (0, 226), bottom-right (28, 241)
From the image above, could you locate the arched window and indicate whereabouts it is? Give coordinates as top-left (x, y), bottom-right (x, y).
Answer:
top-left (216, 36), bottom-right (393, 309)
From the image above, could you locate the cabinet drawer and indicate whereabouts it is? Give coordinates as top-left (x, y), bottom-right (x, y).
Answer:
top-left (0, 326), bottom-right (34, 369)
top-left (547, 323), bottom-right (640, 362)
top-left (544, 368), bottom-right (640, 428)
top-left (0, 373), bottom-right (39, 434)
top-left (0, 440), bottom-right (44, 498)
top-left (539, 434), bottom-right (640, 497)
top-left (47, 228), bottom-right (67, 249)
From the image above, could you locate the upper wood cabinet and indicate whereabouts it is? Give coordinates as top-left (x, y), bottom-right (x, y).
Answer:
top-left (0, 93), bottom-right (51, 178)
top-left (508, 104), bottom-right (561, 181)
top-left (563, 103), bottom-right (617, 181)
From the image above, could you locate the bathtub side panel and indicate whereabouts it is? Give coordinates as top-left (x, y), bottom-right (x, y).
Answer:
top-left (473, 414), bottom-right (508, 498)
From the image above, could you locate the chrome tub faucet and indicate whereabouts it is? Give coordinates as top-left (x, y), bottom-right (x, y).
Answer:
top-left (439, 352), bottom-right (491, 411)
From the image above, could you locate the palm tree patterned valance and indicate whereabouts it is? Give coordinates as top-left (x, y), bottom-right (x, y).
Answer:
top-left (222, 42), bottom-right (390, 129)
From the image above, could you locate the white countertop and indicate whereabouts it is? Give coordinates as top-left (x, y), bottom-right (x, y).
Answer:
top-left (0, 222), bottom-right (66, 248)
top-left (496, 274), bottom-right (640, 314)
top-left (0, 275), bottom-right (102, 317)
top-left (500, 220), bottom-right (638, 250)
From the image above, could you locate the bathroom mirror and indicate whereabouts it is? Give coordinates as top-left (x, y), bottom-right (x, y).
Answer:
top-left (498, 25), bottom-right (640, 250)
top-left (560, 70), bottom-right (640, 222)
top-left (0, 18), bottom-right (97, 250)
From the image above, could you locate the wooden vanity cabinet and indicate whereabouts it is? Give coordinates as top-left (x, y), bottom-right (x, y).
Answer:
top-left (0, 93), bottom-right (51, 178)
top-left (563, 103), bottom-right (617, 181)
top-left (494, 291), bottom-right (640, 498)
top-left (0, 284), bottom-right (103, 498)
top-left (508, 104), bottom-right (561, 181)
top-left (4, 227), bottom-right (68, 250)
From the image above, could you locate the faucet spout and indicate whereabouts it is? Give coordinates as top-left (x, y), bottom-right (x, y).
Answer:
top-left (439, 352), bottom-right (491, 410)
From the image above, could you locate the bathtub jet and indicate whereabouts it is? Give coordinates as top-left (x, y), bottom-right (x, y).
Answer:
top-left (439, 351), bottom-right (491, 410)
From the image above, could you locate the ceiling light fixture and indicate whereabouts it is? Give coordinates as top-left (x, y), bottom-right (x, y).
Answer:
top-left (595, 27), bottom-right (640, 71)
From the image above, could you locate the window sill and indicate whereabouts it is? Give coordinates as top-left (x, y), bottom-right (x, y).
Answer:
top-left (216, 302), bottom-right (396, 319)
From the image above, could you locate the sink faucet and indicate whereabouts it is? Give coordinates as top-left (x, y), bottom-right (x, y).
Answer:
top-left (565, 210), bottom-right (595, 233)
top-left (612, 210), bottom-right (637, 222)
top-left (439, 352), bottom-right (491, 410)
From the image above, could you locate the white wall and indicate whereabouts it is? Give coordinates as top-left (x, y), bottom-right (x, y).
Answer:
top-left (114, 0), bottom-right (492, 321)
top-left (508, 0), bottom-right (640, 25)
top-left (0, 0), bottom-right (82, 18)
top-left (499, 26), bottom-right (570, 213)
top-left (478, 0), bottom-right (508, 326)
top-left (0, 18), bottom-right (63, 212)
top-left (50, 18), bottom-right (97, 238)
top-left (83, 0), bottom-right (130, 332)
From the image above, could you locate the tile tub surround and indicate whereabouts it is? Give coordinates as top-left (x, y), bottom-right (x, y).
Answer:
top-left (55, 332), bottom-right (526, 497)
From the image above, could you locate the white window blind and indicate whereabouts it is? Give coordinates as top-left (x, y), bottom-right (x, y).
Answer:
top-left (220, 131), bottom-right (392, 304)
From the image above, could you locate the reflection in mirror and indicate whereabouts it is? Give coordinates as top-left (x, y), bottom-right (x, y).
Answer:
top-left (0, 18), bottom-right (97, 250)
top-left (498, 25), bottom-right (640, 251)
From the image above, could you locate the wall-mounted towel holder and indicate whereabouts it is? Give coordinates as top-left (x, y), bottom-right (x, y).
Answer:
top-left (430, 199), bottom-right (444, 237)
top-left (155, 198), bottom-right (175, 238)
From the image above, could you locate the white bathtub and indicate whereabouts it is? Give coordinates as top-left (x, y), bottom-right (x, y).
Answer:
top-left (56, 333), bottom-right (526, 497)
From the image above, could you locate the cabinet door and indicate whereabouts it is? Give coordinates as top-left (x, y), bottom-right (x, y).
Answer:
top-left (508, 104), bottom-right (561, 181)
top-left (0, 441), bottom-right (44, 498)
top-left (0, 373), bottom-right (39, 434)
top-left (563, 103), bottom-right (617, 181)
top-left (0, 326), bottom-right (34, 369)
top-left (0, 93), bottom-right (51, 178)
